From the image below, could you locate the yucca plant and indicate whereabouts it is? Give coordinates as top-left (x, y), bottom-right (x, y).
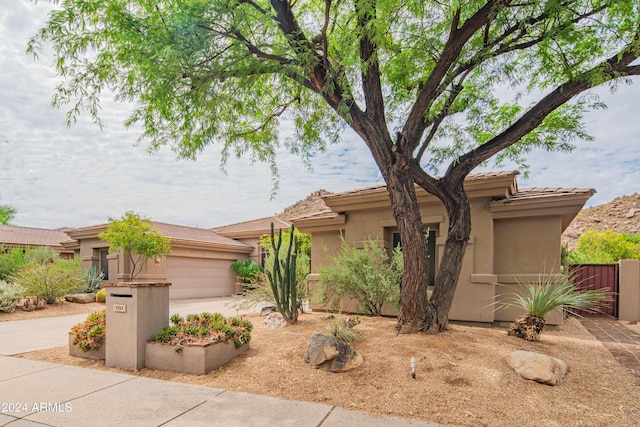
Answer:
top-left (496, 273), bottom-right (612, 341)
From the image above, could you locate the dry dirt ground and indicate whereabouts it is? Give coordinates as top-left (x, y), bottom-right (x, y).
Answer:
top-left (6, 302), bottom-right (640, 427)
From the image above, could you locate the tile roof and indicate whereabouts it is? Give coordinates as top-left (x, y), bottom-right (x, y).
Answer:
top-left (0, 225), bottom-right (71, 248)
top-left (151, 222), bottom-right (250, 247)
top-left (323, 170), bottom-right (520, 199)
top-left (212, 216), bottom-right (291, 236)
top-left (501, 187), bottom-right (596, 201)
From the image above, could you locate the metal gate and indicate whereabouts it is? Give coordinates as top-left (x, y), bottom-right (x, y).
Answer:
top-left (568, 264), bottom-right (619, 318)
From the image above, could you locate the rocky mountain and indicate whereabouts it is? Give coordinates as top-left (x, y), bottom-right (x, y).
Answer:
top-left (278, 190), bottom-right (333, 220)
top-left (562, 193), bottom-right (640, 249)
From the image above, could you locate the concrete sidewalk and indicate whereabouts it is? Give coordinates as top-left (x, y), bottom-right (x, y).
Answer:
top-left (0, 356), bottom-right (437, 427)
top-left (0, 298), bottom-right (444, 426)
top-left (0, 297), bottom-right (255, 356)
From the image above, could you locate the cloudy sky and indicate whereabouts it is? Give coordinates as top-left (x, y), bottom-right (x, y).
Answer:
top-left (1, 1), bottom-right (638, 230)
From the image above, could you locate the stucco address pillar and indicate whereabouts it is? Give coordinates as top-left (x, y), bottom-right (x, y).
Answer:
top-left (618, 260), bottom-right (640, 322)
top-left (104, 282), bottom-right (171, 370)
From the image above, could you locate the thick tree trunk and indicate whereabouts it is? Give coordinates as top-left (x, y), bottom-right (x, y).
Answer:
top-left (429, 181), bottom-right (471, 331)
top-left (386, 167), bottom-right (434, 333)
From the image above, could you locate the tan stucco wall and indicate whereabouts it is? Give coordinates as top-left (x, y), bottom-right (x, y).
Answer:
top-left (302, 193), bottom-right (575, 326)
top-left (619, 259), bottom-right (640, 322)
top-left (492, 216), bottom-right (564, 325)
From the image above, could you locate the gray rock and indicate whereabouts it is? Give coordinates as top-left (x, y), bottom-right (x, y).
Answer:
top-left (304, 333), bottom-right (364, 372)
top-left (260, 305), bottom-right (276, 316)
top-left (66, 293), bottom-right (97, 304)
top-left (264, 312), bottom-right (287, 329)
top-left (507, 350), bottom-right (568, 386)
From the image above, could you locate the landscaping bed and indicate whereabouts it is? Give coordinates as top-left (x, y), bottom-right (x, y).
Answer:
top-left (15, 311), bottom-right (640, 427)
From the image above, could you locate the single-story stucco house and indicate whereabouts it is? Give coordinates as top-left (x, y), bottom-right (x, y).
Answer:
top-left (8, 170), bottom-right (624, 324)
top-left (293, 170), bottom-right (595, 326)
top-left (60, 216), bottom-right (292, 299)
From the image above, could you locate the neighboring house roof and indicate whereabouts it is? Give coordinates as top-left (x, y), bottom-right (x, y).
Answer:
top-left (65, 221), bottom-right (252, 253)
top-left (212, 216), bottom-right (291, 239)
top-left (0, 224), bottom-right (72, 252)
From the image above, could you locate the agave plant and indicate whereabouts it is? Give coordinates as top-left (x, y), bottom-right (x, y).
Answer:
top-left (496, 273), bottom-right (612, 341)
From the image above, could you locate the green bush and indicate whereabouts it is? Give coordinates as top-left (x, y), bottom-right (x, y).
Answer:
top-left (11, 257), bottom-right (85, 304)
top-left (0, 246), bottom-right (28, 281)
top-left (316, 237), bottom-right (403, 316)
top-left (568, 230), bottom-right (640, 264)
top-left (25, 246), bottom-right (59, 265)
top-left (155, 312), bottom-right (253, 353)
top-left (70, 310), bottom-right (106, 352)
top-left (0, 280), bottom-right (24, 313)
top-left (96, 288), bottom-right (107, 303)
top-left (231, 260), bottom-right (263, 280)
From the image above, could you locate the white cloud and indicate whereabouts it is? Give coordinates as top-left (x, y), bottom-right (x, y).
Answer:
top-left (1, 1), bottom-right (638, 229)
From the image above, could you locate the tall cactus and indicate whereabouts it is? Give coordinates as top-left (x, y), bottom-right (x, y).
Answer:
top-left (266, 223), bottom-right (299, 323)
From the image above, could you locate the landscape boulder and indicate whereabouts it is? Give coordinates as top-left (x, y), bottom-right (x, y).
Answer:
top-left (66, 293), bottom-right (97, 304)
top-left (264, 312), bottom-right (287, 329)
top-left (304, 333), bottom-right (364, 372)
top-left (507, 350), bottom-right (568, 386)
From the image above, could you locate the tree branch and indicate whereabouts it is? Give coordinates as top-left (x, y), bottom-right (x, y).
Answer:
top-left (401, 0), bottom-right (509, 152)
top-left (450, 40), bottom-right (640, 178)
top-left (357, 0), bottom-right (387, 124)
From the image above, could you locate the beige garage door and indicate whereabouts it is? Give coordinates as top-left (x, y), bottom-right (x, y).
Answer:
top-left (166, 256), bottom-right (236, 299)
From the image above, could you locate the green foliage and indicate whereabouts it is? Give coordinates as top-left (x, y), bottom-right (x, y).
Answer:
top-left (495, 273), bottom-right (612, 320)
top-left (98, 212), bottom-right (171, 281)
top-left (95, 288), bottom-right (107, 303)
top-left (0, 246), bottom-right (28, 281)
top-left (567, 230), bottom-right (640, 264)
top-left (83, 267), bottom-right (105, 293)
top-left (11, 257), bottom-right (85, 304)
top-left (260, 229), bottom-right (311, 299)
top-left (325, 317), bottom-right (362, 344)
top-left (0, 280), bottom-right (24, 313)
top-left (70, 310), bottom-right (106, 352)
top-left (265, 224), bottom-right (300, 323)
top-left (316, 237), bottom-right (402, 316)
top-left (25, 246), bottom-right (58, 265)
top-left (231, 260), bottom-right (263, 280)
top-left (0, 203), bottom-right (16, 225)
top-left (155, 312), bottom-right (252, 353)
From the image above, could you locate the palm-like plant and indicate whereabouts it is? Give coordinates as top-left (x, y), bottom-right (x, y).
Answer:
top-left (496, 273), bottom-right (612, 341)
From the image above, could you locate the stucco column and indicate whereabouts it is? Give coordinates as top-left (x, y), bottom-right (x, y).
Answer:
top-left (104, 282), bottom-right (171, 370)
top-left (618, 260), bottom-right (640, 322)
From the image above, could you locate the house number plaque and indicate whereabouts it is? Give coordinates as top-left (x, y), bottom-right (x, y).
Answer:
top-left (113, 304), bottom-right (127, 313)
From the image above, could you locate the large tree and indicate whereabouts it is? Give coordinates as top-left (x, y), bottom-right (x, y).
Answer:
top-left (0, 203), bottom-right (16, 225)
top-left (31, 0), bottom-right (640, 333)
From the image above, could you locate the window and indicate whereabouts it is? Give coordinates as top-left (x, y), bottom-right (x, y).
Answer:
top-left (99, 249), bottom-right (109, 281)
top-left (392, 229), bottom-right (437, 286)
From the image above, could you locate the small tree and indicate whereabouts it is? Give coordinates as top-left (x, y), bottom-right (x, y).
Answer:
top-left (316, 237), bottom-right (403, 316)
top-left (0, 203), bottom-right (16, 225)
top-left (0, 246), bottom-right (28, 281)
top-left (98, 212), bottom-right (171, 281)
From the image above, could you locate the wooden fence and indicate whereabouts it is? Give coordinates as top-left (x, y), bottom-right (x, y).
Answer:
top-left (568, 264), bottom-right (619, 318)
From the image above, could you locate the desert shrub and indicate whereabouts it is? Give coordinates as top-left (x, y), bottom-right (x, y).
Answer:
top-left (0, 246), bottom-right (28, 281)
top-left (231, 260), bottom-right (263, 281)
top-left (325, 316), bottom-right (362, 343)
top-left (70, 310), bottom-right (106, 352)
top-left (83, 267), bottom-right (105, 293)
top-left (316, 237), bottom-right (402, 316)
top-left (155, 312), bottom-right (252, 353)
top-left (11, 257), bottom-right (85, 304)
top-left (260, 228), bottom-right (311, 297)
top-left (0, 280), bottom-right (24, 313)
top-left (96, 288), bottom-right (107, 303)
top-left (567, 230), bottom-right (640, 264)
top-left (25, 246), bottom-right (59, 265)
top-left (495, 272), bottom-right (611, 341)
